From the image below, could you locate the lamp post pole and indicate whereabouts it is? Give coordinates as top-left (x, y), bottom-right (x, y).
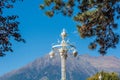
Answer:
top-left (49, 29), bottom-right (78, 80)
top-left (61, 55), bottom-right (66, 80)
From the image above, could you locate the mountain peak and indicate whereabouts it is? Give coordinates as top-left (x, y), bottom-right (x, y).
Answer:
top-left (0, 54), bottom-right (120, 80)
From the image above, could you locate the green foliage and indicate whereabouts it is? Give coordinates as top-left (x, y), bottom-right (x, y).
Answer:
top-left (40, 0), bottom-right (120, 55)
top-left (0, 0), bottom-right (24, 56)
top-left (87, 71), bottom-right (120, 80)
top-left (45, 11), bottom-right (54, 17)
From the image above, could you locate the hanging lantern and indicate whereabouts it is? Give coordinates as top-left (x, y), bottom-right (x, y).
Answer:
top-left (73, 50), bottom-right (78, 57)
top-left (49, 51), bottom-right (55, 58)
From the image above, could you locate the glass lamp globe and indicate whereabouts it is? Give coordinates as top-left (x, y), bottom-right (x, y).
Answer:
top-left (49, 51), bottom-right (55, 58)
top-left (73, 50), bottom-right (78, 57)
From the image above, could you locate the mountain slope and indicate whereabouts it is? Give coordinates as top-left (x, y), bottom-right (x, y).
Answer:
top-left (0, 54), bottom-right (120, 80)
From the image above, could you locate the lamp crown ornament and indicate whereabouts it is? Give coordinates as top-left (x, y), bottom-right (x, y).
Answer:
top-left (61, 28), bottom-right (67, 40)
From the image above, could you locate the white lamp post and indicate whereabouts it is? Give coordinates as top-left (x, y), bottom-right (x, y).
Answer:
top-left (99, 74), bottom-right (102, 80)
top-left (49, 29), bottom-right (78, 80)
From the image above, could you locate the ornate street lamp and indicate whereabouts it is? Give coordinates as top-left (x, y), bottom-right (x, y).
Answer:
top-left (49, 29), bottom-right (78, 80)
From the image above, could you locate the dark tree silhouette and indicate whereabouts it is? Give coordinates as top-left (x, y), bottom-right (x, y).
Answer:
top-left (0, 0), bottom-right (24, 57)
top-left (40, 0), bottom-right (120, 55)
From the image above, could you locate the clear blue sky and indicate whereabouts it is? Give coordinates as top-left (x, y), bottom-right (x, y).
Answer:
top-left (0, 0), bottom-right (120, 76)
